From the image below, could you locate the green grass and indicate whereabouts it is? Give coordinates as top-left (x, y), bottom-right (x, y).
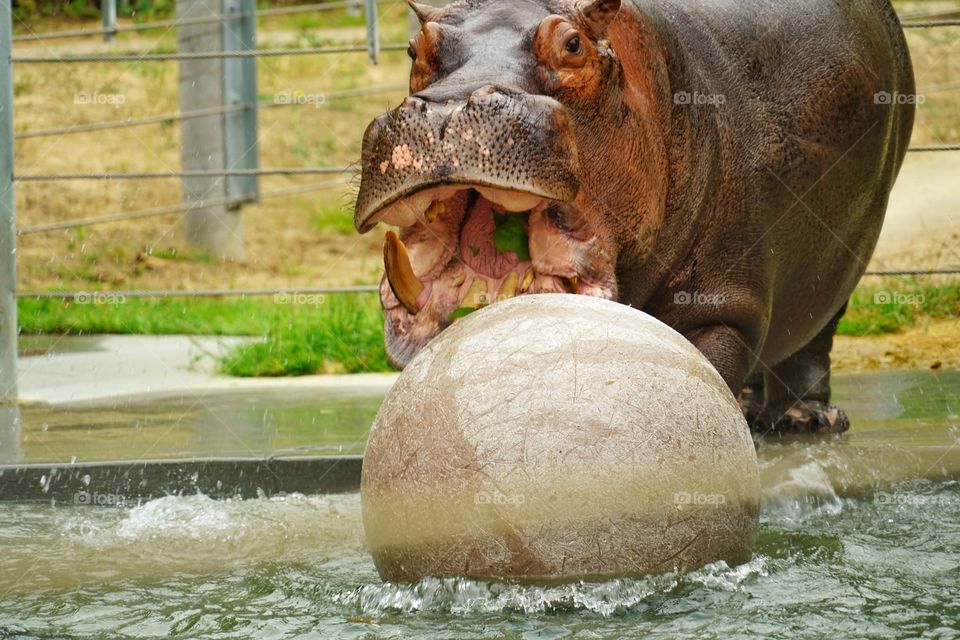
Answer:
top-left (19, 294), bottom-right (393, 376)
top-left (17, 280), bottom-right (959, 376)
top-left (19, 297), bottom-right (275, 336)
top-left (836, 281), bottom-right (960, 337)
top-left (309, 199), bottom-right (355, 235)
top-left (218, 295), bottom-right (390, 376)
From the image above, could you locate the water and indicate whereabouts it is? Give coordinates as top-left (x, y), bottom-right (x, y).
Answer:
top-left (0, 369), bottom-right (958, 638)
top-left (0, 484), bottom-right (957, 638)
top-left (15, 387), bottom-right (385, 463)
top-left (12, 369), bottom-right (959, 463)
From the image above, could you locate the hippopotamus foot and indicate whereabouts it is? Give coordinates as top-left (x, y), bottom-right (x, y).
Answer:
top-left (757, 401), bottom-right (850, 434)
top-left (748, 304), bottom-right (850, 436)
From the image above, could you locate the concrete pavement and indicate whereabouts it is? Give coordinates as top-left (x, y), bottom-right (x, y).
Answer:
top-left (17, 335), bottom-right (399, 406)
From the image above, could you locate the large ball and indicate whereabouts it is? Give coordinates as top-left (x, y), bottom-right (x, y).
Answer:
top-left (361, 294), bottom-right (759, 582)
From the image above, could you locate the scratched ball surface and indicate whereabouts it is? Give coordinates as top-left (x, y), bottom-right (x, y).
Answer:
top-left (361, 294), bottom-right (759, 582)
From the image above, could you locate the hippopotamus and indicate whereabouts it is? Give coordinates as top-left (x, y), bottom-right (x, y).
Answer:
top-left (353, 0), bottom-right (915, 434)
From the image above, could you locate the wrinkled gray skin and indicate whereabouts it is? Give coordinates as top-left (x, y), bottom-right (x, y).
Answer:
top-left (354, 0), bottom-right (915, 434)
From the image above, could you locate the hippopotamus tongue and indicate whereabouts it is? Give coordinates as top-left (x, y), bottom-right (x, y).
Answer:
top-left (382, 188), bottom-right (531, 315)
top-left (458, 197), bottom-right (523, 280)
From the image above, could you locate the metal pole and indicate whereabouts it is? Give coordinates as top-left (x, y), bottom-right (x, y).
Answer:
top-left (365, 0), bottom-right (380, 65)
top-left (0, 0), bottom-right (17, 405)
top-left (102, 0), bottom-right (117, 43)
top-left (176, 0), bottom-right (244, 260)
top-left (222, 0), bottom-right (259, 203)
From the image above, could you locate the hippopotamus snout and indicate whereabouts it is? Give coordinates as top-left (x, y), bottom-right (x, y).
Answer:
top-left (353, 82), bottom-right (620, 368)
top-left (354, 86), bottom-right (581, 233)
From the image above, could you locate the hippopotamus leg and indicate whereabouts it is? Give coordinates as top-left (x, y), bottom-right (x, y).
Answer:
top-left (754, 304), bottom-right (850, 435)
top-left (737, 374), bottom-right (765, 429)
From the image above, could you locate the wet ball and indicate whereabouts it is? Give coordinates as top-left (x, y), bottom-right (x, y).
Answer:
top-left (361, 294), bottom-right (760, 582)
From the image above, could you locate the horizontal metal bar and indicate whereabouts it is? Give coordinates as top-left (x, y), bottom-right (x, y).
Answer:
top-left (918, 81), bottom-right (960, 95)
top-left (15, 104), bottom-right (246, 140)
top-left (16, 167), bottom-right (351, 181)
top-left (256, 0), bottom-right (393, 18)
top-left (14, 272), bottom-right (960, 300)
top-left (17, 195), bottom-right (251, 235)
top-left (906, 144), bottom-right (960, 152)
top-left (899, 9), bottom-right (960, 21)
top-left (259, 84), bottom-right (406, 111)
top-left (17, 178), bottom-right (348, 234)
top-left (8, 10), bottom-right (954, 45)
top-left (861, 269), bottom-right (960, 276)
top-left (12, 11), bottom-right (248, 42)
top-left (12, 43), bottom-right (407, 63)
top-left (14, 84), bottom-right (407, 140)
top-left (258, 178), bottom-right (351, 199)
top-left (17, 285), bottom-right (379, 299)
top-left (17, 144), bottom-right (952, 178)
top-left (901, 19), bottom-right (960, 28)
top-left (11, 0), bottom-right (399, 41)
top-left (15, 270), bottom-right (960, 300)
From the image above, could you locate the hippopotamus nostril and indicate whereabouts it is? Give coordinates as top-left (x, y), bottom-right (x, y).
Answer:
top-left (401, 96), bottom-right (420, 110)
top-left (468, 86), bottom-right (499, 104)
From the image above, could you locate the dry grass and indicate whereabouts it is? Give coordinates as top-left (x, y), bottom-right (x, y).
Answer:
top-left (13, 3), bottom-right (414, 293)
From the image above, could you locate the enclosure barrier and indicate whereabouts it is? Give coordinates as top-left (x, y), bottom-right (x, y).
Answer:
top-left (0, 456), bottom-right (364, 502)
top-left (0, 2), bottom-right (14, 404)
top-left (0, 0), bottom-right (417, 401)
top-left (11, 0), bottom-right (395, 42)
top-left (0, 1), bottom-right (958, 405)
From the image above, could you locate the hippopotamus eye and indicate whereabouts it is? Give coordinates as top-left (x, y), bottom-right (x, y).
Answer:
top-left (564, 35), bottom-right (582, 55)
top-left (546, 206), bottom-right (570, 231)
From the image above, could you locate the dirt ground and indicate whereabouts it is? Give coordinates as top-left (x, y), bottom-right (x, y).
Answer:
top-left (833, 319), bottom-right (960, 372)
top-left (11, 3), bottom-right (960, 370)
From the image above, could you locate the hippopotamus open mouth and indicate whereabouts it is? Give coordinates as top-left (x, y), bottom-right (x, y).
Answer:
top-left (355, 105), bottom-right (616, 367)
top-left (354, 23), bottom-right (620, 367)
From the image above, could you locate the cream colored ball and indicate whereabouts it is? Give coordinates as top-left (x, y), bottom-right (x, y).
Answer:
top-left (362, 294), bottom-right (759, 582)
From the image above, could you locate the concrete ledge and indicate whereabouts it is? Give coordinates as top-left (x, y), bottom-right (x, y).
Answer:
top-left (2, 444), bottom-right (958, 505)
top-left (0, 456), bottom-right (363, 503)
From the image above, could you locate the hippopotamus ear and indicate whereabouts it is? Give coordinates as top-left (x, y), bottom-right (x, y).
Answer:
top-left (577, 0), bottom-right (621, 39)
top-left (405, 0), bottom-right (440, 25)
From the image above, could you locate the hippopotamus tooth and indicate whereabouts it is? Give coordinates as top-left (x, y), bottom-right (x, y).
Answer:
top-left (383, 231), bottom-right (425, 315)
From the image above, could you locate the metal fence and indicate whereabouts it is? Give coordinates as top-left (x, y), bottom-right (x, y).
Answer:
top-left (0, 2), bottom-right (957, 402)
top-left (0, 0), bottom-right (422, 400)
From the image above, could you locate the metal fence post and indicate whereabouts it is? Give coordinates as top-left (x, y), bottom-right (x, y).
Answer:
top-left (176, 0), bottom-right (248, 260)
top-left (0, 0), bottom-right (17, 405)
top-left (102, 0), bottom-right (117, 43)
top-left (222, 0), bottom-right (259, 204)
top-left (364, 0), bottom-right (380, 65)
